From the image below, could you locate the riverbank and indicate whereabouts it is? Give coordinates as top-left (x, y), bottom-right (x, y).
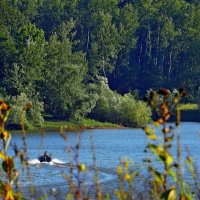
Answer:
top-left (40, 118), bottom-right (123, 131)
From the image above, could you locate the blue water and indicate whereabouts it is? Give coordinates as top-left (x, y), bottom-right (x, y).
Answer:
top-left (4, 122), bottom-right (200, 199)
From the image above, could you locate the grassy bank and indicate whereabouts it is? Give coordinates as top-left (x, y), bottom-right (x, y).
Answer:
top-left (41, 118), bottom-right (123, 131)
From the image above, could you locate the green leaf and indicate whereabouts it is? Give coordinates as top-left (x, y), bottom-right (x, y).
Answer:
top-left (148, 166), bottom-right (164, 184)
top-left (2, 157), bottom-right (15, 173)
top-left (147, 144), bottom-right (157, 152)
top-left (168, 169), bottom-right (177, 182)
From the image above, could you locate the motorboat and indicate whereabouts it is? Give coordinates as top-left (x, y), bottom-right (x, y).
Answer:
top-left (38, 151), bottom-right (52, 162)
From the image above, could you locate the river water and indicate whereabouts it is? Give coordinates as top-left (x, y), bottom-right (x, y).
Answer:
top-left (5, 122), bottom-right (200, 199)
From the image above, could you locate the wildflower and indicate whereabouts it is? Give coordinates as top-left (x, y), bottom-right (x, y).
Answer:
top-left (66, 193), bottom-right (73, 200)
top-left (149, 134), bottom-right (157, 140)
top-left (174, 97), bottom-right (179, 104)
top-left (117, 166), bottom-right (123, 175)
top-left (153, 121), bottom-right (160, 127)
top-left (79, 163), bottom-right (86, 172)
top-left (1, 131), bottom-right (9, 140)
top-left (114, 190), bottom-right (127, 199)
top-left (124, 173), bottom-right (131, 182)
top-left (124, 160), bottom-right (129, 171)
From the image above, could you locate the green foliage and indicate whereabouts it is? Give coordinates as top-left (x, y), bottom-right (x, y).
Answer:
top-left (0, 0), bottom-right (25, 33)
top-left (8, 93), bottom-right (44, 129)
top-left (4, 23), bottom-right (46, 97)
top-left (119, 93), bottom-right (151, 127)
top-left (9, 0), bottom-right (41, 20)
top-left (35, 0), bottom-right (67, 37)
top-left (0, 23), bottom-right (16, 67)
top-left (90, 77), bottom-right (151, 127)
top-left (111, 0), bottom-right (200, 95)
top-left (0, 0), bottom-right (200, 124)
top-left (41, 33), bottom-right (90, 120)
top-left (177, 103), bottom-right (198, 110)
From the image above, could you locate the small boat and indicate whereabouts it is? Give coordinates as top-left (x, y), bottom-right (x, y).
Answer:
top-left (38, 151), bottom-right (52, 162)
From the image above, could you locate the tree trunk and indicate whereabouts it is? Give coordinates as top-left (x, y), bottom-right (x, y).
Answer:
top-left (102, 56), bottom-right (107, 77)
top-left (86, 29), bottom-right (90, 50)
top-left (168, 51), bottom-right (172, 79)
top-left (138, 37), bottom-right (143, 69)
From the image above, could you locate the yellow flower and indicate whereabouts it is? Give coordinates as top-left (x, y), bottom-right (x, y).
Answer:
top-left (144, 127), bottom-right (151, 134)
top-left (124, 160), bottom-right (129, 171)
top-left (66, 193), bottom-right (73, 200)
top-left (148, 134), bottom-right (157, 140)
top-left (124, 160), bottom-right (129, 168)
top-left (79, 163), bottom-right (86, 172)
top-left (1, 131), bottom-right (9, 140)
top-left (117, 166), bottom-right (123, 175)
top-left (174, 97), bottom-right (179, 104)
top-left (153, 121), bottom-right (160, 127)
top-left (124, 174), bottom-right (131, 182)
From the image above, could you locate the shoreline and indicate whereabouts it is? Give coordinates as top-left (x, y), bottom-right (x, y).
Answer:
top-left (8, 120), bottom-right (200, 133)
top-left (41, 119), bottom-right (124, 131)
top-left (8, 118), bottom-right (125, 132)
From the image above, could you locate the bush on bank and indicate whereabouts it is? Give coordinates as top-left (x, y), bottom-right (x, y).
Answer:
top-left (3, 93), bottom-right (44, 129)
top-left (89, 77), bottom-right (151, 127)
top-left (0, 77), bottom-right (151, 129)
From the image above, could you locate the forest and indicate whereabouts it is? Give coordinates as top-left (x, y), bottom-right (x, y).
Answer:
top-left (0, 0), bottom-right (200, 128)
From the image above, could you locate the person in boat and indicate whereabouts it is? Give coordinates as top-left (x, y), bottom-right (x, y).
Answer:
top-left (38, 151), bottom-right (51, 162)
top-left (44, 151), bottom-right (51, 162)
top-left (44, 151), bottom-right (48, 160)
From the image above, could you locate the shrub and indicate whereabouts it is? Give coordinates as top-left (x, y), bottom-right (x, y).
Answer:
top-left (70, 88), bottom-right (99, 121)
top-left (90, 76), bottom-right (151, 127)
top-left (8, 93), bottom-right (44, 129)
top-left (118, 93), bottom-right (151, 127)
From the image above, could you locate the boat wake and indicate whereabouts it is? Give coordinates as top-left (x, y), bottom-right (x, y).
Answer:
top-left (28, 158), bottom-right (67, 166)
top-left (28, 159), bottom-right (40, 165)
top-left (24, 159), bottom-right (117, 189)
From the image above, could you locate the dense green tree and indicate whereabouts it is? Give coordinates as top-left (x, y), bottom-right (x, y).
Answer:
top-left (0, 0), bottom-right (25, 33)
top-left (8, 0), bottom-right (41, 21)
top-left (76, 0), bottom-right (120, 78)
top-left (71, 0), bottom-right (138, 83)
top-left (4, 23), bottom-right (46, 97)
top-left (109, 3), bottom-right (138, 92)
top-left (0, 24), bottom-right (16, 77)
top-left (41, 33), bottom-right (88, 119)
top-left (0, 0), bottom-right (24, 81)
top-left (35, 0), bottom-right (67, 38)
top-left (175, 4), bottom-right (200, 96)
top-left (111, 0), bottom-right (200, 96)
